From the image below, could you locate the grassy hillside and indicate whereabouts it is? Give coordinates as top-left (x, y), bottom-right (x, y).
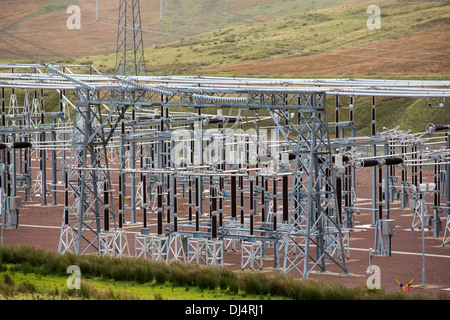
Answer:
top-left (0, 0), bottom-right (332, 61)
top-left (144, 1), bottom-right (450, 77)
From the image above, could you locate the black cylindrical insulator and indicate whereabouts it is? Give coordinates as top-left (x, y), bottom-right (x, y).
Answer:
top-left (219, 177), bottom-right (224, 227)
top-left (384, 157), bottom-right (403, 166)
top-left (0, 144), bottom-right (6, 150)
top-left (434, 165), bottom-right (438, 207)
top-left (231, 175), bottom-right (237, 219)
top-left (362, 159), bottom-right (379, 167)
top-left (212, 215), bottom-right (217, 239)
top-left (282, 175), bottom-right (288, 222)
top-left (12, 142), bottom-right (32, 149)
top-left (195, 177), bottom-right (199, 207)
top-left (157, 185), bottom-right (163, 235)
top-left (434, 125), bottom-right (450, 131)
top-left (336, 177), bottom-right (342, 225)
top-left (64, 171), bottom-right (69, 225)
top-left (250, 214), bottom-right (254, 235)
top-left (211, 187), bottom-right (217, 213)
top-left (195, 210), bottom-right (199, 232)
top-left (250, 180), bottom-right (254, 211)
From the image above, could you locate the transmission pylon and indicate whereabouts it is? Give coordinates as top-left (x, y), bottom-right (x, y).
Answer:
top-left (114, 0), bottom-right (147, 76)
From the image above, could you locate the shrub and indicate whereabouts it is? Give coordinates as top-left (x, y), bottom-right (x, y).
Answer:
top-left (2, 273), bottom-right (15, 286)
top-left (169, 262), bottom-right (194, 287)
top-left (0, 282), bottom-right (14, 298)
top-left (218, 268), bottom-right (239, 293)
top-left (196, 267), bottom-right (219, 290)
top-left (239, 272), bottom-right (269, 295)
top-left (16, 281), bottom-right (37, 295)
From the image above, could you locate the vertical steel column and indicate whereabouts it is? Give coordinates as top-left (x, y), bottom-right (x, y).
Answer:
top-left (130, 109), bottom-right (136, 223)
top-left (195, 176), bottom-right (200, 231)
top-left (371, 96), bottom-right (377, 226)
top-left (250, 178), bottom-right (254, 235)
top-left (51, 122), bottom-right (57, 205)
top-left (335, 95), bottom-right (340, 139)
top-left (211, 185), bottom-right (217, 239)
top-left (272, 175), bottom-right (277, 231)
top-left (173, 176), bottom-right (178, 232)
top-left (447, 130), bottom-right (450, 220)
top-left (261, 176), bottom-right (266, 223)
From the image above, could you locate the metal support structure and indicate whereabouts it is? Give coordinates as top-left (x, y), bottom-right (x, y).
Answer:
top-left (0, 63), bottom-right (449, 281)
top-left (58, 86), bottom-right (128, 255)
top-left (276, 92), bottom-right (348, 277)
top-left (115, 0), bottom-right (147, 76)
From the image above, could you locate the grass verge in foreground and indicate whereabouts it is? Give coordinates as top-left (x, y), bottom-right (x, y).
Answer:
top-left (0, 245), bottom-right (448, 300)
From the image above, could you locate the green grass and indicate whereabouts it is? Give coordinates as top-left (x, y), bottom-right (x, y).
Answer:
top-left (0, 245), bottom-right (448, 300)
top-left (0, 268), bottom-right (278, 300)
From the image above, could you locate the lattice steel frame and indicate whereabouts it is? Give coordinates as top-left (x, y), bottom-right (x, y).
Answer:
top-left (115, 0), bottom-right (147, 76)
top-left (269, 93), bottom-right (349, 277)
top-left (58, 87), bottom-right (130, 255)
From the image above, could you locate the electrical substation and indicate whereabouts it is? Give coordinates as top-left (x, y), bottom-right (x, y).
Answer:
top-left (0, 1), bottom-right (449, 288)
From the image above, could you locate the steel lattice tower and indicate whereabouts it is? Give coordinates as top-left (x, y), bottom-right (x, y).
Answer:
top-left (271, 93), bottom-right (349, 278)
top-left (115, 0), bottom-right (147, 76)
top-left (58, 85), bottom-right (130, 255)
